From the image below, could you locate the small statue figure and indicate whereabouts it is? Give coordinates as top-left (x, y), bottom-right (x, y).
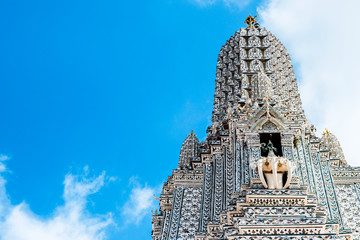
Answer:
top-left (257, 140), bottom-right (296, 189)
top-left (261, 139), bottom-right (279, 156)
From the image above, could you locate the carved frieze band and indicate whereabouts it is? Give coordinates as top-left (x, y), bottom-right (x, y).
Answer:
top-left (167, 187), bottom-right (184, 239)
top-left (213, 154), bottom-right (224, 221)
top-left (200, 163), bottom-right (213, 232)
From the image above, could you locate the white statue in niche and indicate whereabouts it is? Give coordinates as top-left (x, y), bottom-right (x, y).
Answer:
top-left (257, 141), bottom-right (295, 189)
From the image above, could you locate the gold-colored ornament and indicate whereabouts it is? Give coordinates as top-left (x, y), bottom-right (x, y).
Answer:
top-left (244, 14), bottom-right (259, 28)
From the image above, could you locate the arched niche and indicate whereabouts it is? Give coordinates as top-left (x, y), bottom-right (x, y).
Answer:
top-left (250, 116), bottom-right (285, 131)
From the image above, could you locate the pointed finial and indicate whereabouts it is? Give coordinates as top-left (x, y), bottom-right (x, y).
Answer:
top-left (189, 129), bottom-right (197, 137)
top-left (325, 128), bottom-right (329, 135)
top-left (244, 14), bottom-right (259, 28)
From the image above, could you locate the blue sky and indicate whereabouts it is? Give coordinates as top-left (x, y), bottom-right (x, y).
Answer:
top-left (0, 0), bottom-right (264, 239)
top-left (1, 0), bottom-right (360, 239)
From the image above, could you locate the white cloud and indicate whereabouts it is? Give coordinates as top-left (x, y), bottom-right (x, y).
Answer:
top-left (122, 178), bottom-right (160, 225)
top-left (0, 155), bottom-right (9, 173)
top-left (0, 163), bottom-right (113, 240)
top-left (259, 0), bottom-right (360, 166)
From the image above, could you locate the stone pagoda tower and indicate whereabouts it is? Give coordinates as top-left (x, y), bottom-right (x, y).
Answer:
top-left (151, 15), bottom-right (360, 240)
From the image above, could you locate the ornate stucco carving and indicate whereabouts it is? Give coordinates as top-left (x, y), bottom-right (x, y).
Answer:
top-left (152, 16), bottom-right (357, 240)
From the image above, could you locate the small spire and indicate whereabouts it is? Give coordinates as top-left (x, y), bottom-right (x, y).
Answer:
top-left (325, 128), bottom-right (329, 135)
top-left (244, 14), bottom-right (260, 29)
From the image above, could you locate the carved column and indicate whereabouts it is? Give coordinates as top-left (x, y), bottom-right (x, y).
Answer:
top-left (199, 156), bottom-right (213, 232)
top-left (245, 133), bottom-right (260, 180)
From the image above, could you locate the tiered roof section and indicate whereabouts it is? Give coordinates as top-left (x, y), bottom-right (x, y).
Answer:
top-left (197, 185), bottom-right (351, 239)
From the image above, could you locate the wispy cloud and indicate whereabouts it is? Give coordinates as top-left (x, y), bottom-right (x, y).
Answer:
top-left (192, 0), bottom-right (216, 7)
top-left (121, 177), bottom-right (161, 225)
top-left (0, 162), bottom-right (113, 240)
top-left (191, 0), bottom-right (253, 9)
top-left (259, 0), bottom-right (360, 165)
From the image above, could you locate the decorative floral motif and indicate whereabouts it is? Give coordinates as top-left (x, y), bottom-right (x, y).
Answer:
top-left (177, 188), bottom-right (202, 240)
top-left (262, 121), bottom-right (278, 130)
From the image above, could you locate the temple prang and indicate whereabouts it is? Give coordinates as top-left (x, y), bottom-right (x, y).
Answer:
top-left (151, 16), bottom-right (358, 240)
